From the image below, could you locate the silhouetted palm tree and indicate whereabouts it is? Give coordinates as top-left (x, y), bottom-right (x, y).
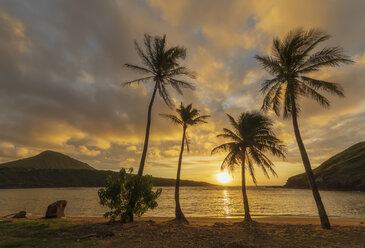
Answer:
top-left (212, 112), bottom-right (286, 222)
top-left (124, 34), bottom-right (196, 176)
top-left (161, 103), bottom-right (209, 224)
top-left (255, 28), bottom-right (352, 229)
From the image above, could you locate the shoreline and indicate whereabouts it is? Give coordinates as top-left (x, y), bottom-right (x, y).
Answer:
top-left (71, 216), bottom-right (365, 226)
top-left (5, 215), bottom-right (364, 226)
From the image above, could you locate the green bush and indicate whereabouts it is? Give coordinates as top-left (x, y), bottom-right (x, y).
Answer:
top-left (98, 168), bottom-right (162, 223)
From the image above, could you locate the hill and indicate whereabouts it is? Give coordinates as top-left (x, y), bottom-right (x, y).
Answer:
top-left (0, 151), bottom-right (214, 188)
top-left (0, 150), bottom-right (95, 170)
top-left (284, 142), bottom-right (365, 191)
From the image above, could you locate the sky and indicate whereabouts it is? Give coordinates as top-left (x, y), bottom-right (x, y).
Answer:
top-left (0, 0), bottom-right (364, 186)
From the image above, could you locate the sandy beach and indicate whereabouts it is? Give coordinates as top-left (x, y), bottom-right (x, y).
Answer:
top-left (138, 216), bottom-right (365, 226)
top-left (2, 216), bottom-right (364, 247)
top-left (80, 216), bottom-right (365, 247)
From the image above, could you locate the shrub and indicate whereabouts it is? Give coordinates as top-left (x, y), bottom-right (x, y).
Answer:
top-left (98, 168), bottom-right (162, 223)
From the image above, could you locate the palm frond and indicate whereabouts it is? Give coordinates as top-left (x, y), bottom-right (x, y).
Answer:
top-left (301, 76), bottom-right (344, 97)
top-left (226, 114), bottom-right (240, 132)
top-left (260, 77), bottom-right (281, 94)
top-left (217, 128), bottom-right (242, 142)
top-left (295, 29), bottom-right (331, 63)
top-left (168, 78), bottom-right (196, 91)
top-left (191, 115), bottom-right (210, 125)
top-left (122, 76), bottom-right (154, 86)
top-left (166, 45), bottom-right (186, 62)
top-left (157, 83), bottom-right (174, 109)
top-left (246, 154), bottom-right (257, 185)
top-left (298, 46), bottom-right (353, 73)
top-left (271, 37), bottom-right (284, 61)
top-left (146, 34), bottom-right (159, 67)
top-left (255, 55), bottom-right (282, 75)
top-left (300, 83), bottom-right (330, 108)
top-left (271, 82), bottom-right (284, 116)
top-left (168, 80), bottom-right (183, 94)
top-left (211, 142), bottom-right (236, 155)
top-left (220, 149), bottom-right (239, 172)
top-left (249, 148), bottom-right (270, 178)
top-left (124, 64), bottom-right (152, 74)
top-left (167, 67), bottom-right (196, 79)
top-left (249, 148), bottom-right (277, 178)
top-left (159, 113), bottom-right (183, 126)
top-left (133, 40), bottom-right (155, 72)
top-left (261, 82), bottom-right (281, 114)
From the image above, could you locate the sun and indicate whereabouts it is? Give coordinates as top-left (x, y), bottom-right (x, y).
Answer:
top-left (216, 172), bottom-right (232, 184)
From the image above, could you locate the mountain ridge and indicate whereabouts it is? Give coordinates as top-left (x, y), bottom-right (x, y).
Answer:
top-left (0, 150), bottom-right (95, 170)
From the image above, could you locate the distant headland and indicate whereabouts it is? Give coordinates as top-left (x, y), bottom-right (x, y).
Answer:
top-left (285, 142), bottom-right (365, 191)
top-left (0, 151), bottom-right (214, 188)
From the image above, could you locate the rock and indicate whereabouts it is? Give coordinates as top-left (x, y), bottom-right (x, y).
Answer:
top-left (13, 211), bottom-right (26, 218)
top-left (45, 200), bottom-right (67, 218)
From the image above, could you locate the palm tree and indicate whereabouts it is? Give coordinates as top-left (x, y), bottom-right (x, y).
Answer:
top-left (212, 112), bottom-right (286, 222)
top-left (123, 34), bottom-right (196, 176)
top-left (255, 28), bottom-right (352, 229)
top-left (161, 103), bottom-right (209, 224)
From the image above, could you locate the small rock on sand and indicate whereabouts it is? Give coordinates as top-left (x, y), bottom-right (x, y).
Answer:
top-left (13, 211), bottom-right (27, 218)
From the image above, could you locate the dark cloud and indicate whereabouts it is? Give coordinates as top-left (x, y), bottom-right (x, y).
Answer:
top-left (0, 0), bottom-right (364, 185)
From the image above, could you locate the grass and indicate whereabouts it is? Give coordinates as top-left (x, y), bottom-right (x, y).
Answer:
top-left (0, 218), bottom-right (100, 248)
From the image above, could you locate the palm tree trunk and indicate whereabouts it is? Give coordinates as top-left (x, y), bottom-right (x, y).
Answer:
top-left (291, 99), bottom-right (330, 229)
top-left (241, 150), bottom-right (252, 222)
top-left (138, 83), bottom-right (158, 176)
top-left (127, 83), bottom-right (157, 223)
top-left (174, 126), bottom-right (188, 224)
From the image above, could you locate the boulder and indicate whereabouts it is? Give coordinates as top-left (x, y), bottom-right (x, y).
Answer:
top-left (13, 211), bottom-right (26, 218)
top-left (45, 200), bottom-right (67, 218)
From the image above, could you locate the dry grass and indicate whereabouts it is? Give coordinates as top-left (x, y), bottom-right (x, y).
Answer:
top-left (1, 217), bottom-right (364, 248)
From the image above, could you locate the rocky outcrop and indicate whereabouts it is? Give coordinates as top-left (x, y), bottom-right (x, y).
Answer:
top-left (285, 142), bottom-right (365, 191)
top-left (45, 200), bottom-right (67, 218)
top-left (13, 211), bottom-right (26, 218)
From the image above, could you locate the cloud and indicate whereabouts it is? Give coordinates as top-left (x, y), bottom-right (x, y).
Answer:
top-left (0, 0), bottom-right (364, 185)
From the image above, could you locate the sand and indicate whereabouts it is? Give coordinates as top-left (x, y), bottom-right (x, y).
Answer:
top-left (63, 216), bottom-right (365, 247)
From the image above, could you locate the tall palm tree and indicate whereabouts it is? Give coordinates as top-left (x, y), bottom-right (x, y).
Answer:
top-left (161, 103), bottom-right (209, 224)
top-left (124, 34), bottom-right (196, 176)
top-left (255, 28), bottom-right (352, 229)
top-left (212, 112), bottom-right (286, 222)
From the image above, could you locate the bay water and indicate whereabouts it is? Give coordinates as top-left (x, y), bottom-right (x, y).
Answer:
top-left (0, 187), bottom-right (364, 218)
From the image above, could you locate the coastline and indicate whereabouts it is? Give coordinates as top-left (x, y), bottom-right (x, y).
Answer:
top-left (61, 216), bottom-right (365, 226)
top-left (7, 214), bottom-right (365, 225)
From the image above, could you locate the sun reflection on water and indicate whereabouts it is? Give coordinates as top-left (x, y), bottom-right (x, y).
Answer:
top-left (223, 189), bottom-right (231, 218)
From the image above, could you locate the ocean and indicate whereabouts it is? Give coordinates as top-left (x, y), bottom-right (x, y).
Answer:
top-left (0, 187), bottom-right (364, 218)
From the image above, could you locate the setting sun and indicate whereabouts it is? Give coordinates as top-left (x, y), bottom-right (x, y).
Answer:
top-left (216, 172), bottom-right (232, 184)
